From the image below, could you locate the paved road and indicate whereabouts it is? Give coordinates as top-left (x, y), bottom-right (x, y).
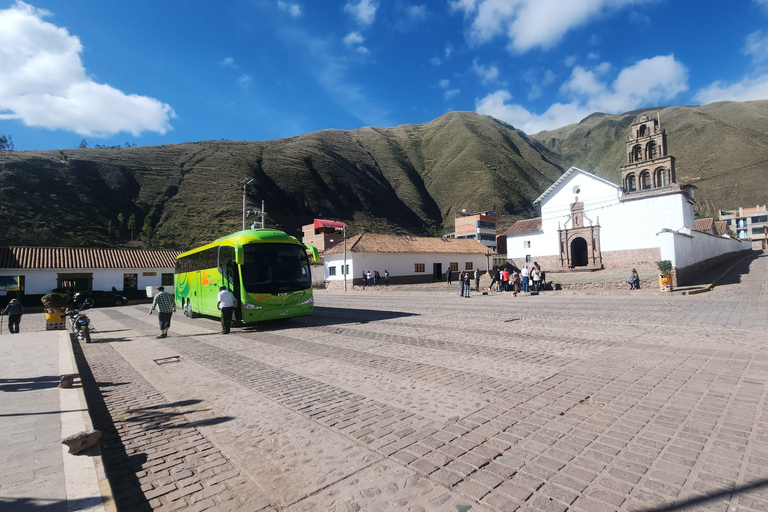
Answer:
top-left (76, 253), bottom-right (768, 511)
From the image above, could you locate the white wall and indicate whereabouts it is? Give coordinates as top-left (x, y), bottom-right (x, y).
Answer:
top-left (507, 170), bottom-right (697, 259)
top-left (323, 252), bottom-right (491, 281)
top-left (659, 231), bottom-right (749, 269)
top-left (0, 267), bottom-right (174, 295)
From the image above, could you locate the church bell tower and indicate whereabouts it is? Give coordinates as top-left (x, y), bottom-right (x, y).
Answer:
top-left (620, 114), bottom-right (676, 196)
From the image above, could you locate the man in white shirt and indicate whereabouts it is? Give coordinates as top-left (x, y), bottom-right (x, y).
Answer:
top-left (521, 265), bottom-right (530, 292)
top-left (217, 286), bottom-right (237, 334)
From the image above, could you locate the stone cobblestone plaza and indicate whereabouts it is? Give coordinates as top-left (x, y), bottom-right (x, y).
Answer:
top-left (3, 253), bottom-right (768, 512)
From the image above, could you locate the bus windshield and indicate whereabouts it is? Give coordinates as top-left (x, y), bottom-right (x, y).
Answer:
top-left (240, 243), bottom-right (312, 294)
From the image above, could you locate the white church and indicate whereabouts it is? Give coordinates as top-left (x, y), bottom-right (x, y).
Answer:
top-left (505, 114), bottom-right (750, 285)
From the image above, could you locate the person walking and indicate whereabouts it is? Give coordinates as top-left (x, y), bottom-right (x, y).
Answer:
top-left (361, 271), bottom-right (367, 289)
top-left (521, 265), bottom-right (530, 292)
top-left (474, 269), bottom-right (480, 292)
top-left (1, 298), bottom-right (24, 334)
top-left (149, 286), bottom-right (176, 339)
top-left (446, 268), bottom-right (452, 286)
top-left (384, 270), bottom-right (390, 286)
top-left (217, 286), bottom-right (237, 334)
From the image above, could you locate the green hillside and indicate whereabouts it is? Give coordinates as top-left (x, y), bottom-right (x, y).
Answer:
top-left (0, 111), bottom-right (562, 249)
top-left (532, 100), bottom-right (768, 217)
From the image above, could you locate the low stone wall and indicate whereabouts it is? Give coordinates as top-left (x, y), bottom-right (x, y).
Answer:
top-left (508, 247), bottom-right (661, 272)
top-left (556, 278), bottom-right (655, 291)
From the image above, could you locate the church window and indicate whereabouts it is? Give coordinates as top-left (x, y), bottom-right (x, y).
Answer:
top-left (632, 145), bottom-right (642, 162)
top-left (655, 168), bottom-right (667, 187)
top-left (639, 125), bottom-right (647, 137)
top-left (640, 171), bottom-right (651, 190)
top-left (647, 141), bottom-right (657, 159)
top-left (626, 174), bottom-right (637, 192)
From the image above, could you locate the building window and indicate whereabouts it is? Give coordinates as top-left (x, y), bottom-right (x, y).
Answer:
top-left (344, 265), bottom-right (349, 275)
top-left (450, 262), bottom-right (458, 271)
top-left (640, 171), bottom-right (651, 190)
top-left (752, 227), bottom-right (765, 235)
top-left (754, 215), bottom-right (768, 223)
top-left (328, 266), bottom-right (337, 276)
top-left (161, 273), bottom-right (174, 286)
top-left (415, 263), bottom-right (425, 273)
top-left (465, 262), bottom-right (473, 270)
top-left (123, 273), bottom-right (138, 291)
top-left (525, 255), bottom-right (531, 263)
top-left (524, 241), bottom-right (531, 248)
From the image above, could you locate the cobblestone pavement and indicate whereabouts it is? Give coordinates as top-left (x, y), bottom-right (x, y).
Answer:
top-left (77, 253), bottom-right (768, 511)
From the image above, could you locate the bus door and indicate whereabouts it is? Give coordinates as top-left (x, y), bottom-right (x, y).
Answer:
top-left (218, 245), bottom-right (242, 321)
top-left (192, 271), bottom-right (203, 314)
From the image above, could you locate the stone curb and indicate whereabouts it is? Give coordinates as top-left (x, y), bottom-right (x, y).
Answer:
top-left (59, 331), bottom-right (116, 512)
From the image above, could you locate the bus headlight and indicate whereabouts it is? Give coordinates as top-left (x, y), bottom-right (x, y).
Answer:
top-left (243, 303), bottom-right (262, 310)
top-left (301, 297), bottom-right (314, 305)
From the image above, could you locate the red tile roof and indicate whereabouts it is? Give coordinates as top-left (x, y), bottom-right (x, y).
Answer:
top-left (0, 247), bottom-right (183, 269)
top-left (693, 218), bottom-right (714, 233)
top-left (714, 220), bottom-right (727, 236)
top-left (503, 218), bottom-right (542, 236)
top-left (323, 233), bottom-right (492, 255)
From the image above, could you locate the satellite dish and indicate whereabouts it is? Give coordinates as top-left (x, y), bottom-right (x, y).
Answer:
top-left (461, 208), bottom-right (468, 215)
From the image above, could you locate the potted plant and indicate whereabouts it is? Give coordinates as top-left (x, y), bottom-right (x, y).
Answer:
top-left (41, 292), bottom-right (73, 330)
top-left (656, 260), bottom-right (673, 292)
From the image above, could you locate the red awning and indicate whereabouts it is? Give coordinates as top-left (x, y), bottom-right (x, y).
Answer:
top-left (314, 219), bottom-right (347, 229)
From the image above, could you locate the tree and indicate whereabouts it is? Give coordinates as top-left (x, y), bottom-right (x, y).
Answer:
top-left (79, 139), bottom-right (88, 148)
top-left (141, 218), bottom-right (156, 248)
top-left (117, 213), bottom-right (125, 238)
top-left (127, 213), bottom-right (136, 241)
top-left (0, 135), bottom-right (14, 151)
top-left (107, 219), bottom-right (114, 240)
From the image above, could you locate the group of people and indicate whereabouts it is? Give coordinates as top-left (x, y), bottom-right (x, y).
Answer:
top-left (361, 270), bottom-right (389, 288)
top-left (487, 263), bottom-right (546, 295)
top-left (455, 270), bottom-right (477, 297)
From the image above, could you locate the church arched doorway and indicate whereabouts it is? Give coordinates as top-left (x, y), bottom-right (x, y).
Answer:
top-left (571, 237), bottom-right (588, 267)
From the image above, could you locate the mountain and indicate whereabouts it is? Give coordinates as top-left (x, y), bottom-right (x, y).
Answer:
top-left (1, 101), bottom-right (767, 250)
top-left (531, 100), bottom-right (768, 217)
top-left (0, 112), bottom-right (562, 249)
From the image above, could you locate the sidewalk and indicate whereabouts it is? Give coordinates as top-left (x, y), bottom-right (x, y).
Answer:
top-left (0, 318), bottom-right (111, 512)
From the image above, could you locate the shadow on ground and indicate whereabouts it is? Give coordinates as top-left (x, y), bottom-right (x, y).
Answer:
top-left (640, 476), bottom-right (768, 511)
top-left (0, 496), bottom-right (107, 511)
top-left (0, 376), bottom-right (61, 392)
top-left (679, 251), bottom-right (763, 289)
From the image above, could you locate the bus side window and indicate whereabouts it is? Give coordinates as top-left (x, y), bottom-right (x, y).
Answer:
top-left (219, 246), bottom-right (236, 285)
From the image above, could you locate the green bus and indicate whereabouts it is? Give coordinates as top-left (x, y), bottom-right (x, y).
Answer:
top-left (174, 229), bottom-right (319, 324)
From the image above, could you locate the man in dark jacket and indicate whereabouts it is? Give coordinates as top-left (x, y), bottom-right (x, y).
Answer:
top-left (2, 298), bottom-right (24, 334)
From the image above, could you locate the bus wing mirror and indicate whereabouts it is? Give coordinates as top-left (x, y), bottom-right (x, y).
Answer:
top-left (306, 245), bottom-right (319, 263)
top-left (235, 246), bottom-right (244, 265)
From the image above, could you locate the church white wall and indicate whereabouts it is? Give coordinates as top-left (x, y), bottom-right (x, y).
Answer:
top-left (0, 267), bottom-right (173, 295)
top-left (507, 170), bottom-right (698, 262)
top-left (323, 252), bottom-right (490, 281)
top-left (659, 231), bottom-right (749, 269)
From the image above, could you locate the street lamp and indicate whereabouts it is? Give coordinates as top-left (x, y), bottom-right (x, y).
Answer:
top-left (242, 179), bottom-right (254, 230)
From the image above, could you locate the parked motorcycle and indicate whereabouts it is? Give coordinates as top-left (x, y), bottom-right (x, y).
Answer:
top-left (67, 299), bottom-right (94, 343)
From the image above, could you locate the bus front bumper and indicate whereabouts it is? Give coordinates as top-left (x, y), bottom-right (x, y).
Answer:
top-left (242, 304), bottom-right (313, 323)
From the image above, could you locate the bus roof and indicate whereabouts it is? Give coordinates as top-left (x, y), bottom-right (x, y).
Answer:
top-left (177, 229), bottom-right (301, 259)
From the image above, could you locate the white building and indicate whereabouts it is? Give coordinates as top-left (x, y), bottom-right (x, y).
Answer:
top-left (0, 246), bottom-right (182, 300)
top-left (321, 233), bottom-right (493, 287)
top-left (505, 115), bottom-right (750, 285)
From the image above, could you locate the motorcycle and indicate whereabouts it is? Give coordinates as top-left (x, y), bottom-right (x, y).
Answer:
top-left (67, 299), bottom-right (94, 343)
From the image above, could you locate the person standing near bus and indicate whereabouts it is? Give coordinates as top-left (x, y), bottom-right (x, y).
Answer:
top-left (2, 298), bottom-right (24, 334)
top-left (217, 286), bottom-right (237, 334)
top-left (149, 286), bottom-right (176, 339)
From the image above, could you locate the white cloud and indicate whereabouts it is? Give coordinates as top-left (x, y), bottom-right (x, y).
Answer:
top-left (445, 88), bottom-right (461, 99)
top-left (744, 31), bottom-right (768, 63)
top-left (277, 1), bottom-right (302, 17)
top-left (445, 44), bottom-right (454, 58)
top-left (0, 1), bottom-right (174, 137)
top-left (471, 58), bottom-right (500, 83)
top-left (343, 31), bottom-right (365, 46)
top-left (755, 0), bottom-right (768, 11)
top-left (344, 0), bottom-right (378, 26)
top-left (406, 5), bottom-right (428, 21)
top-left (695, 75), bottom-right (768, 104)
top-left (236, 74), bottom-right (254, 89)
top-left (452, 0), bottom-right (652, 53)
top-left (431, 56), bottom-right (442, 66)
top-left (220, 57), bottom-right (236, 67)
top-left (476, 55), bottom-right (688, 133)
top-left (439, 79), bottom-right (450, 88)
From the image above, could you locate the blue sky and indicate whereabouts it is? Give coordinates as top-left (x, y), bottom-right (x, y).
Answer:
top-left (2, 0), bottom-right (768, 151)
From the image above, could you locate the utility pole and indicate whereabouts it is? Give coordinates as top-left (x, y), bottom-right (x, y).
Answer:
top-left (242, 179), bottom-right (253, 230)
